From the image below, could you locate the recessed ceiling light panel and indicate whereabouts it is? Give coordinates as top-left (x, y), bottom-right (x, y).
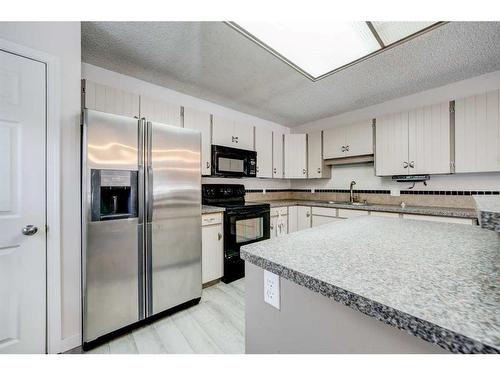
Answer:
top-left (228, 21), bottom-right (445, 81)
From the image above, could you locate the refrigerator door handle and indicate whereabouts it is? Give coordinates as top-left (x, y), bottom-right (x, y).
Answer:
top-left (146, 121), bottom-right (154, 223)
top-left (138, 118), bottom-right (145, 225)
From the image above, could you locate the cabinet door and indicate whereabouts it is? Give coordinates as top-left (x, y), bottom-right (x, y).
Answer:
top-left (312, 215), bottom-right (342, 227)
top-left (307, 131), bottom-right (328, 178)
top-left (284, 134), bottom-right (307, 178)
top-left (140, 96), bottom-right (181, 127)
top-left (273, 132), bottom-right (284, 178)
top-left (212, 115), bottom-right (235, 148)
top-left (184, 107), bottom-right (212, 175)
top-left (270, 215), bottom-right (288, 238)
top-left (202, 224), bottom-right (224, 284)
top-left (346, 120), bottom-right (373, 157)
top-left (408, 102), bottom-right (450, 175)
top-left (375, 112), bottom-right (409, 176)
top-left (455, 90), bottom-right (500, 173)
top-left (288, 206), bottom-right (298, 233)
top-left (255, 127), bottom-right (273, 178)
top-left (297, 206), bottom-right (312, 230)
top-left (323, 126), bottom-right (346, 159)
top-left (234, 121), bottom-right (255, 150)
top-left (83, 80), bottom-right (139, 118)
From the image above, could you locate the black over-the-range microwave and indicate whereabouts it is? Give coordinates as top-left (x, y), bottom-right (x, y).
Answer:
top-left (211, 145), bottom-right (257, 178)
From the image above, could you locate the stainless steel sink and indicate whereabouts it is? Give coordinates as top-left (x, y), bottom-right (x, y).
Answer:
top-left (328, 201), bottom-right (371, 206)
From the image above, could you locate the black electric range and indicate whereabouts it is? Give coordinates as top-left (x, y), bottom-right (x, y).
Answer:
top-left (202, 184), bottom-right (270, 283)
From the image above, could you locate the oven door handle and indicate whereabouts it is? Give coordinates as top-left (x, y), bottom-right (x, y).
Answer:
top-left (227, 208), bottom-right (270, 217)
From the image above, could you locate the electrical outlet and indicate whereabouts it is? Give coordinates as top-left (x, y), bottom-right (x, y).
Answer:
top-left (391, 189), bottom-right (400, 197)
top-left (264, 270), bottom-right (280, 310)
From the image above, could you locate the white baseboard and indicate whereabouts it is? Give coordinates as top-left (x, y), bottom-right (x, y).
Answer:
top-left (59, 334), bottom-right (82, 353)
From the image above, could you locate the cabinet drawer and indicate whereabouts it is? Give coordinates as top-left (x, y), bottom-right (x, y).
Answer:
top-left (369, 211), bottom-right (400, 218)
top-left (202, 213), bottom-right (222, 226)
top-left (311, 206), bottom-right (337, 217)
top-left (338, 209), bottom-right (369, 218)
top-left (402, 214), bottom-right (474, 225)
top-left (312, 215), bottom-right (343, 227)
top-left (271, 206), bottom-right (288, 217)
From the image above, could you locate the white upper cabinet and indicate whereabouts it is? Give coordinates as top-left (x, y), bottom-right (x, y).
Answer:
top-left (255, 127), bottom-right (273, 178)
top-left (455, 89), bottom-right (500, 173)
top-left (375, 112), bottom-right (409, 176)
top-left (307, 131), bottom-right (330, 179)
top-left (183, 107), bottom-right (212, 175)
top-left (376, 103), bottom-right (451, 176)
top-left (272, 131), bottom-right (284, 178)
top-left (408, 102), bottom-right (451, 175)
top-left (212, 115), bottom-right (254, 150)
top-left (82, 80), bottom-right (140, 118)
top-left (140, 96), bottom-right (181, 126)
top-left (346, 121), bottom-right (373, 157)
top-left (323, 126), bottom-right (346, 159)
top-left (284, 134), bottom-right (307, 178)
top-left (323, 120), bottom-right (373, 159)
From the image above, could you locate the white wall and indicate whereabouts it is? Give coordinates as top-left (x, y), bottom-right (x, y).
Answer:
top-left (292, 70), bottom-right (500, 192)
top-left (0, 22), bottom-right (82, 351)
top-left (82, 63), bottom-right (291, 190)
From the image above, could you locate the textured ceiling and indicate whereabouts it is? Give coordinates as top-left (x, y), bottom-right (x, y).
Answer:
top-left (82, 21), bottom-right (500, 126)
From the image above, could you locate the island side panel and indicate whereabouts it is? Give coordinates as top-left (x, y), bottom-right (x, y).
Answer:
top-left (245, 262), bottom-right (448, 354)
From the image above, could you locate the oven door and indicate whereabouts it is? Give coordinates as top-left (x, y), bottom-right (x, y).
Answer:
top-left (224, 207), bottom-right (270, 259)
top-left (211, 145), bottom-right (256, 177)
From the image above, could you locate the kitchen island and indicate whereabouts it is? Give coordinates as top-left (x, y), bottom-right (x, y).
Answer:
top-left (240, 216), bottom-right (499, 354)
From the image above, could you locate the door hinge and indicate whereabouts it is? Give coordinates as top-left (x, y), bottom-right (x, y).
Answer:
top-left (449, 101), bottom-right (455, 114)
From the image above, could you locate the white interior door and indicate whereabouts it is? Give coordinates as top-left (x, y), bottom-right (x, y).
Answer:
top-left (0, 50), bottom-right (46, 353)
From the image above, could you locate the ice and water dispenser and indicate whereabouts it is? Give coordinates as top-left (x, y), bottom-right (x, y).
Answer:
top-left (90, 169), bottom-right (138, 221)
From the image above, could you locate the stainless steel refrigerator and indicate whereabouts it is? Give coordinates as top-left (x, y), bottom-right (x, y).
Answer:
top-left (82, 109), bottom-right (202, 348)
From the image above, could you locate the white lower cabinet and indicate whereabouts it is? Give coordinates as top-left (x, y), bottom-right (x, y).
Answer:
top-left (201, 213), bottom-right (224, 285)
top-left (311, 207), bottom-right (342, 227)
top-left (369, 211), bottom-right (400, 218)
top-left (288, 206), bottom-right (312, 232)
top-left (338, 209), bottom-right (369, 219)
top-left (402, 214), bottom-right (475, 225)
top-left (270, 209), bottom-right (288, 239)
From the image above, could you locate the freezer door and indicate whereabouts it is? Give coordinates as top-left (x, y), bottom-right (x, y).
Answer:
top-left (146, 121), bottom-right (202, 316)
top-left (82, 110), bottom-right (143, 343)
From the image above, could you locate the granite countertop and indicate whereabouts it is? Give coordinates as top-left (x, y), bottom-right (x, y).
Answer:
top-left (201, 205), bottom-right (225, 214)
top-left (241, 216), bottom-right (500, 353)
top-left (258, 199), bottom-right (476, 219)
top-left (474, 196), bottom-right (500, 233)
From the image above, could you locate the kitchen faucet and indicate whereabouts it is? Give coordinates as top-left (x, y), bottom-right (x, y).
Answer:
top-left (349, 180), bottom-right (356, 203)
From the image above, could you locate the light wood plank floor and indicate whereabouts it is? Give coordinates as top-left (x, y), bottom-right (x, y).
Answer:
top-left (85, 278), bottom-right (245, 354)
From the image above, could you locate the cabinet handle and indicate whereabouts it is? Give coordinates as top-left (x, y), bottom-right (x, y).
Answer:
top-left (409, 161), bottom-right (415, 168)
top-left (270, 224), bottom-right (274, 230)
top-left (403, 161), bottom-right (409, 169)
top-left (256, 166), bottom-right (259, 172)
top-left (317, 167), bottom-right (321, 173)
top-left (306, 212), bottom-right (311, 217)
top-left (302, 169), bottom-right (306, 174)
top-left (273, 168), bottom-right (276, 173)
top-left (206, 161), bottom-right (210, 169)
top-left (341, 146), bottom-right (346, 152)
top-left (218, 232), bottom-right (222, 241)
top-left (345, 145), bottom-right (349, 151)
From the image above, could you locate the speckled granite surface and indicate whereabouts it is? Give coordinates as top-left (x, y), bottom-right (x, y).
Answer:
top-left (201, 205), bottom-right (225, 214)
top-left (474, 196), bottom-right (500, 233)
top-left (260, 199), bottom-right (477, 219)
top-left (241, 216), bottom-right (500, 353)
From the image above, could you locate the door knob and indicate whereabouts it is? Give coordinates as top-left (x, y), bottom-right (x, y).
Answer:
top-left (22, 225), bottom-right (38, 236)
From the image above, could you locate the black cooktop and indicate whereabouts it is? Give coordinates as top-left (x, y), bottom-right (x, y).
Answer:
top-left (202, 184), bottom-right (269, 210)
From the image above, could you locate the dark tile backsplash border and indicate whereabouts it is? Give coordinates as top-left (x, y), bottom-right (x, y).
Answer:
top-left (246, 188), bottom-right (500, 196)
